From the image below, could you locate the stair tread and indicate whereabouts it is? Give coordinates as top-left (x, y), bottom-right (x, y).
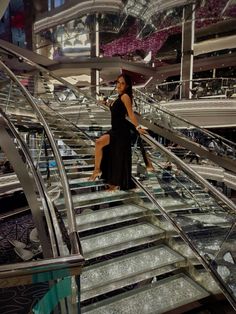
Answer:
top-left (81, 245), bottom-right (185, 299)
top-left (55, 189), bottom-right (130, 208)
top-left (81, 222), bottom-right (164, 259)
top-left (82, 273), bottom-right (209, 314)
top-left (77, 204), bottom-right (147, 230)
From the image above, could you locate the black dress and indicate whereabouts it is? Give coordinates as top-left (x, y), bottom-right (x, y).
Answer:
top-left (100, 95), bottom-right (135, 190)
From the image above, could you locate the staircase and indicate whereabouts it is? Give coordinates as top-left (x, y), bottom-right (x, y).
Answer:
top-left (0, 50), bottom-right (235, 313)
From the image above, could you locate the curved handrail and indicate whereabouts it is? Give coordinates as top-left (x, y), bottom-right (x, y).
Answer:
top-left (133, 132), bottom-right (236, 309)
top-left (0, 254), bottom-right (84, 287)
top-left (134, 88), bottom-right (236, 148)
top-left (150, 158), bottom-right (209, 212)
top-left (0, 60), bottom-right (81, 255)
top-left (141, 133), bottom-right (236, 212)
top-left (0, 109), bottom-right (59, 257)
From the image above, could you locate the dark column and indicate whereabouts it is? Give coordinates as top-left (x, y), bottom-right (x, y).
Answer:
top-left (24, 0), bottom-right (48, 50)
top-left (89, 14), bottom-right (100, 98)
top-left (180, 4), bottom-right (195, 99)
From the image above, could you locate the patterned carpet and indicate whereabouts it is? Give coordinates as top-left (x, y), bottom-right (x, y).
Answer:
top-left (0, 213), bottom-right (48, 314)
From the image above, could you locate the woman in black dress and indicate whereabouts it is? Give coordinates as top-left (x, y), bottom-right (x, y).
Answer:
top-left (89, 74), bottom-right (147, 191)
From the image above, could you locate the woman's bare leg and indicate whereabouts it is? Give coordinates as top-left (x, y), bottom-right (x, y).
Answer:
top-left (89, 134), bottom-right (110, 180)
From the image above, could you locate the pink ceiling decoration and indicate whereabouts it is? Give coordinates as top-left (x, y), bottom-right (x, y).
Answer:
top-left (101, 0), bottom-right (236, 60)
top-left (101, 25), bottom-right (176, 57)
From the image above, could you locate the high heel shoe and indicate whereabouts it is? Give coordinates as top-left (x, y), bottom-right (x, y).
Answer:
top-left (88, 170), bottom-right (102, 181)
top-left (106, 184), bottom-right (120, 192)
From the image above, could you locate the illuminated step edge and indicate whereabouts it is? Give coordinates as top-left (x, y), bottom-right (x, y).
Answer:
top-left (81, 223), bottom-right (164, 260)
top-left (82, 273), bottom-right (209, 314)
top-left (81, 245), bottom-right (185, 301)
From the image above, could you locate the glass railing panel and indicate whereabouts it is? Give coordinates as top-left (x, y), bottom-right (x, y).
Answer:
top-left (0, 60), bottom-right (84, 313)
top-left (213, 223), bottom-right (236, 300)
top-left (0, 130), bottom-right (52, 261)
top-left (17, 71), bottom-right (95, 109)
top-left (0, 65), bottom-right (75, 259)
top-left (133, 133), bottom-right (236, 306)
top-left (153, 78), bottom-right (236, 100)
top-left (134, 88), bottom-right (236, 161)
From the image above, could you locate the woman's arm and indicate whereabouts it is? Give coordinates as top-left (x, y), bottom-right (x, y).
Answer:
top-left (121, 94), bottom-right (147, 134)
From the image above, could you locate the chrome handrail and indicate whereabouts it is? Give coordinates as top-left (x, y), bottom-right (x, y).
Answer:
top-left (0, 60), bottom-right (81, 255)
top-left (141, 133), bottom-right (236, 212)
top-left (134, 88), bottom-right (236, 148)
top-left (0, 254), bottom-right (84, 287)
top-left (131, 133), bottom-right (236, 309)
top-left (0, 109), bottom-right (59, 257)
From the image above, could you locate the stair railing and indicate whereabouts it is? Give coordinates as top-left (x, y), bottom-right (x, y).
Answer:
top-left (0, 59), bottom-right (81, 256)
top-left (134, 88), bottom-right (236, 153)
top-left (134, 132), bottom-right (236, 309)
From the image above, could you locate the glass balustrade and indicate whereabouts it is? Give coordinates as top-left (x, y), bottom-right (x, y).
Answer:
top-left (0, 60), bottom-right (83, 257)
top-left (150, 78), bottom-right (236, 100)
top-left (0, 57), bottom-right (84, 313)
top-left (134, 88), bottom-right (236, 163)
top-left (132, 133), bottom-right (236, 307)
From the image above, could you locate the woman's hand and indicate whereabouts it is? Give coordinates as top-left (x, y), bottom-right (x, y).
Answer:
top-left (137, 126), bottom-right (148, 135)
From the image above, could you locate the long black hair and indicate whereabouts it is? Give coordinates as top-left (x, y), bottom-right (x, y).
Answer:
top-left (117, 74), bottom-right (133, 99)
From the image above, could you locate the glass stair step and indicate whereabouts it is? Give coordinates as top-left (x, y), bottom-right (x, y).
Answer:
top-left (158, 196), bottom-right (195, 209)
top-left (68, 177), bottom-right (104, 188)
top-left (81, 245), bottom-right (185, 301)
top-left (75, 204), bottom-right (149, 232)
top-left (81, 222), bottom-right (164, 260)
top-left (82, 273), bottom-right (209, 314)
top-left (55, 190), bottom-right (133, 210)
top-left (0, 174), bottom-right (18, 185)
top-left (35, 147), bottom-right (94, 154)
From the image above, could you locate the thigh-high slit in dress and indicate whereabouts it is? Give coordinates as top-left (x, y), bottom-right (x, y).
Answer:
top-left (100, 95), bottom-right (135, 190)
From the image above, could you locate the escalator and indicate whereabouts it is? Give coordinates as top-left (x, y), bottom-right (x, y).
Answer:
top-left (0, 46), bottom-right (236, 313)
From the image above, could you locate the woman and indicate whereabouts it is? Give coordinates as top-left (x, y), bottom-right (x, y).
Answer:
top-left (89, 74), bottom-right (147, 191)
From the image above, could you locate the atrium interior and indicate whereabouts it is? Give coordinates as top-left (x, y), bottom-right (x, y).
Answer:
top-left (0, 0), bottom-right (236, 313)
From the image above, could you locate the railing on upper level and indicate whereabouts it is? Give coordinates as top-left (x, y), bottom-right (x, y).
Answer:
top-left (146, 77), bottom-right (236, 101)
